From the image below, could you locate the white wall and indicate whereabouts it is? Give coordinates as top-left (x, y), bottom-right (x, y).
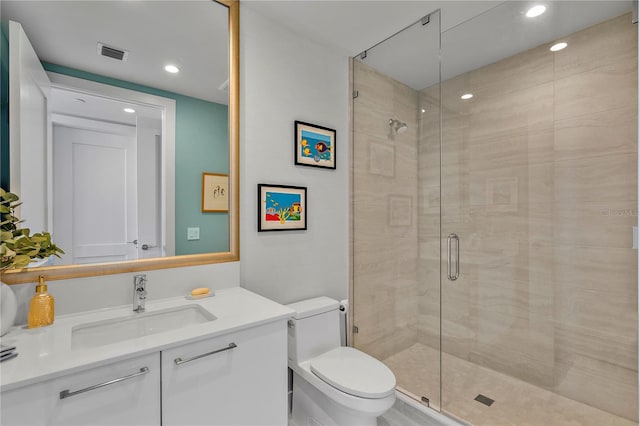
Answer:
top-left (137, 117), bottom-right (163, 259)
top-left (239, 6), bottom-right (350, 304)
top-left (9, 22), bottom-right (49, 234)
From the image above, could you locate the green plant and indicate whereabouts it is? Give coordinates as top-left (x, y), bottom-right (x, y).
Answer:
top-left (0, 188), bottom-right (64, 270)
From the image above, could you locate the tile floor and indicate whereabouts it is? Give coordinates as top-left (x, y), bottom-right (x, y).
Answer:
top-left (383, 343), bottom-right (636, 426)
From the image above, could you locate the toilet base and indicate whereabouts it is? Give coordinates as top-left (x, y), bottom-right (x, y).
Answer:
top-left (291, 371), bottom-right (380, 426)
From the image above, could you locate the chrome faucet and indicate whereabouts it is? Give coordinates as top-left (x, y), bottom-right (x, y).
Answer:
top-left (133, 274), bottom-right (147, 313)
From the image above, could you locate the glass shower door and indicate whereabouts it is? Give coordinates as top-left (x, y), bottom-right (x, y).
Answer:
top-left (351, 10), bottom-right (442, 410)
top-left (439, 2), bottom-right (638, 425)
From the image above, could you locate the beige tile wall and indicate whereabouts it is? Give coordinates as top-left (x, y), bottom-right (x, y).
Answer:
top-left (352, 60), bottom-right (420, 364)
top-left (417, 13), bottom-right (638, 420)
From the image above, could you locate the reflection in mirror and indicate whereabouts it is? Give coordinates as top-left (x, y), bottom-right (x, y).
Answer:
top-left (2, 1), bottom-right (230, 267)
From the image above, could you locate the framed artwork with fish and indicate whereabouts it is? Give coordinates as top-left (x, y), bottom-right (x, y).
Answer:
top-left (294, 121), bottom-right (336, 169)
top-left (258, 184), bottom-right (307, 232)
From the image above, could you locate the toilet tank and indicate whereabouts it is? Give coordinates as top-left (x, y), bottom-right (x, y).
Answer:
top-left (286, 297), bottom-right (341, 365)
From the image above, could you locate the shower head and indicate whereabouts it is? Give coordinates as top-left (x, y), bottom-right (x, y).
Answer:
top-left (389, 118), bottom-right (408, 134)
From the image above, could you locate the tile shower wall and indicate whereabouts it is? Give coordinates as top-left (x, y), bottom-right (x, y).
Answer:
top-left (418, 13), bottom-right (638, 420)
top-left (352, 60), bottom-right (420, 362)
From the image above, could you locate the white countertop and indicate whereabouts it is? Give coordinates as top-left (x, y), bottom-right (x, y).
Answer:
top-left (0, 287), bottom-right (295, 392)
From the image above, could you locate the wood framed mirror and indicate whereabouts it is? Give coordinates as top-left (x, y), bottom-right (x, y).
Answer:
top-left (1, 0), bottom-right (239, 284)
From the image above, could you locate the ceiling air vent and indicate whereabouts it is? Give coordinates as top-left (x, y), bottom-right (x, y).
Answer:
top-left (97, 43), bottom-right (129, 61)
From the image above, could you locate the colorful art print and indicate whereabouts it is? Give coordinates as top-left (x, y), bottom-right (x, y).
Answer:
top-left (202, 173), bottom-right (229, 212)
top-left (294, 121), bottom-right (336, 169)
top-left (258, 184), bottom-right (307, 232)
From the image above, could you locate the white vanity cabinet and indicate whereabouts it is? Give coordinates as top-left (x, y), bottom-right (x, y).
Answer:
top-left (1, 352), bottom-right (160, 426)
top-left (161, 320), bottom-right (288, 426)
top-left (0, 289), bottom-right (293, 426)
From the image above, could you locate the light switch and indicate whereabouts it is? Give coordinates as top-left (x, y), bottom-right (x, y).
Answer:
top-left (187, 227), bottom-right (200, 241)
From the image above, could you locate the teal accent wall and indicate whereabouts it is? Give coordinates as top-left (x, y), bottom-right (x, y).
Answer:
top-left (42, 62), bottom-right (229, 255)
top-left (0, 21), bottom-right (9, 190)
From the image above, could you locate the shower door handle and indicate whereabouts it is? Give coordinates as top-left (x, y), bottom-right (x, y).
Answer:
top-left (447, 233), bottom-right (460, 281)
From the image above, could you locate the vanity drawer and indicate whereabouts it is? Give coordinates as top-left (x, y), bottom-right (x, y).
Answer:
top-left (161, 320), bottom-right (288, 426)
top-left (1, 352), bottom-right (160, 426)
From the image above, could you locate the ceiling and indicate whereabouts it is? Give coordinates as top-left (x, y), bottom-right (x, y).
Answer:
top-left (364, 1), bottom-right (632, 90)
top-left (246, 0), bottom-right (633, 90)
top-left (49, 87), bottom-right (162, 127)
top-left (2, 0), bottom-right (229, 104)
top-left (244, 1), bottom-right (504, 56)
top-left (4, 1), bottom-right (632, 102)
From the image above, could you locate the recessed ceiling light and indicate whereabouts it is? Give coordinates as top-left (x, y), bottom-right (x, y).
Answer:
top-left (550, 42), bottom-right (568, 52)
top-left (164, 64), bottom-right (180, 74)
top-left (526, 5), bottom-right (546, 18)
top-left (124, 108), bottom-right (136, 113)
top-left (460, 93), bottom-right (473, 100)
top-left (421, 108), bottom-right (426, 113)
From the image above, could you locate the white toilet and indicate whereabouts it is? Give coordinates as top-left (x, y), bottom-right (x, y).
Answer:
top-left (287, 297), bottom-right (396, 426)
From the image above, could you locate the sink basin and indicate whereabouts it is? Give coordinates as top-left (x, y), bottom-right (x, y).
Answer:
top-left (71, 305), bottom-right (216, 350)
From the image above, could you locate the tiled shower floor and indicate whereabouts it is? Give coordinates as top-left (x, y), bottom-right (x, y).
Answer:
top-left (383, 343), bottom-right (636, 426)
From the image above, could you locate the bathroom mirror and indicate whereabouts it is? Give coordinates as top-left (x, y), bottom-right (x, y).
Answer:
top-left (0, 0), bottom-right (239, 284)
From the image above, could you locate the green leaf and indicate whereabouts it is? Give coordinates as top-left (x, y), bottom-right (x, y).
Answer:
top-left (0, 188), bottom-right (65, 270)
top-left (3, 192), bottom-right (18, 203)
top-left (12, 255), bottom-right (31, 268)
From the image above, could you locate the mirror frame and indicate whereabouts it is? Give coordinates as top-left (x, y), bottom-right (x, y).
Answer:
top-left (1, 0), bottom-right (240, 285)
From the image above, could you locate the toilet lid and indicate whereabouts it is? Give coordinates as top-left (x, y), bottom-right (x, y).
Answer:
top-left (310, 347), bottom-right (396, 399)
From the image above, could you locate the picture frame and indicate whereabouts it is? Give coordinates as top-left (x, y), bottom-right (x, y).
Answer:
top-left (202, 173), bottom-right (229, 212)
top-left (258, 184), bottom-right (307, 232)
top-left (294, 120), bottom-right (336, 169)
top-left (388, 195), bottom-right (413, 227)
top-left (369, 142), bottom-right (395, 177)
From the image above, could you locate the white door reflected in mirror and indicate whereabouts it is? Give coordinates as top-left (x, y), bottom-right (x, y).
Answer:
top-left (51, 114), bottom-right (166, 265)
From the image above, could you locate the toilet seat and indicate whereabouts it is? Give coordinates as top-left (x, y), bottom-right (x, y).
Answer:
top-left (310, 347), bottom-right (396, 399)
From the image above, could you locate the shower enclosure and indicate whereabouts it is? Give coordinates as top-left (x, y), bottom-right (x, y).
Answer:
top-left (351, 2), bottom-right (638, 425)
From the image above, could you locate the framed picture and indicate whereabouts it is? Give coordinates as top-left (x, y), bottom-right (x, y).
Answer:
top-left (202, 173), bottom-right (229, 212)
top-left (369, 142), bottom-right (395, 177)
top-left (486, 177), bottom-right (518, 213)
top-left (258, 184), bottom-right (307, 232)
top-left (294, 120), bottom-right (336, 169)
top-left (388, 195), bottom-right (412, 227)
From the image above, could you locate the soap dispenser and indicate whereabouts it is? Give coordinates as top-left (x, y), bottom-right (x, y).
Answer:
top-left (27, 276), bottom-right (54, 328)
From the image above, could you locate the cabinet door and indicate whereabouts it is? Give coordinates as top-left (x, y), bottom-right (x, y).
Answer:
top-left (162, 320), bottom-right (288, 426)
top-left (1, 352), bottom-right (160, 426)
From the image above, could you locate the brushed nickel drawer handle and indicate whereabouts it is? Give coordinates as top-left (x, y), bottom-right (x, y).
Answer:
top-left (59, 367), bottom-right (149, 400)
top-left (174, 342), bottom-right (237, 365)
